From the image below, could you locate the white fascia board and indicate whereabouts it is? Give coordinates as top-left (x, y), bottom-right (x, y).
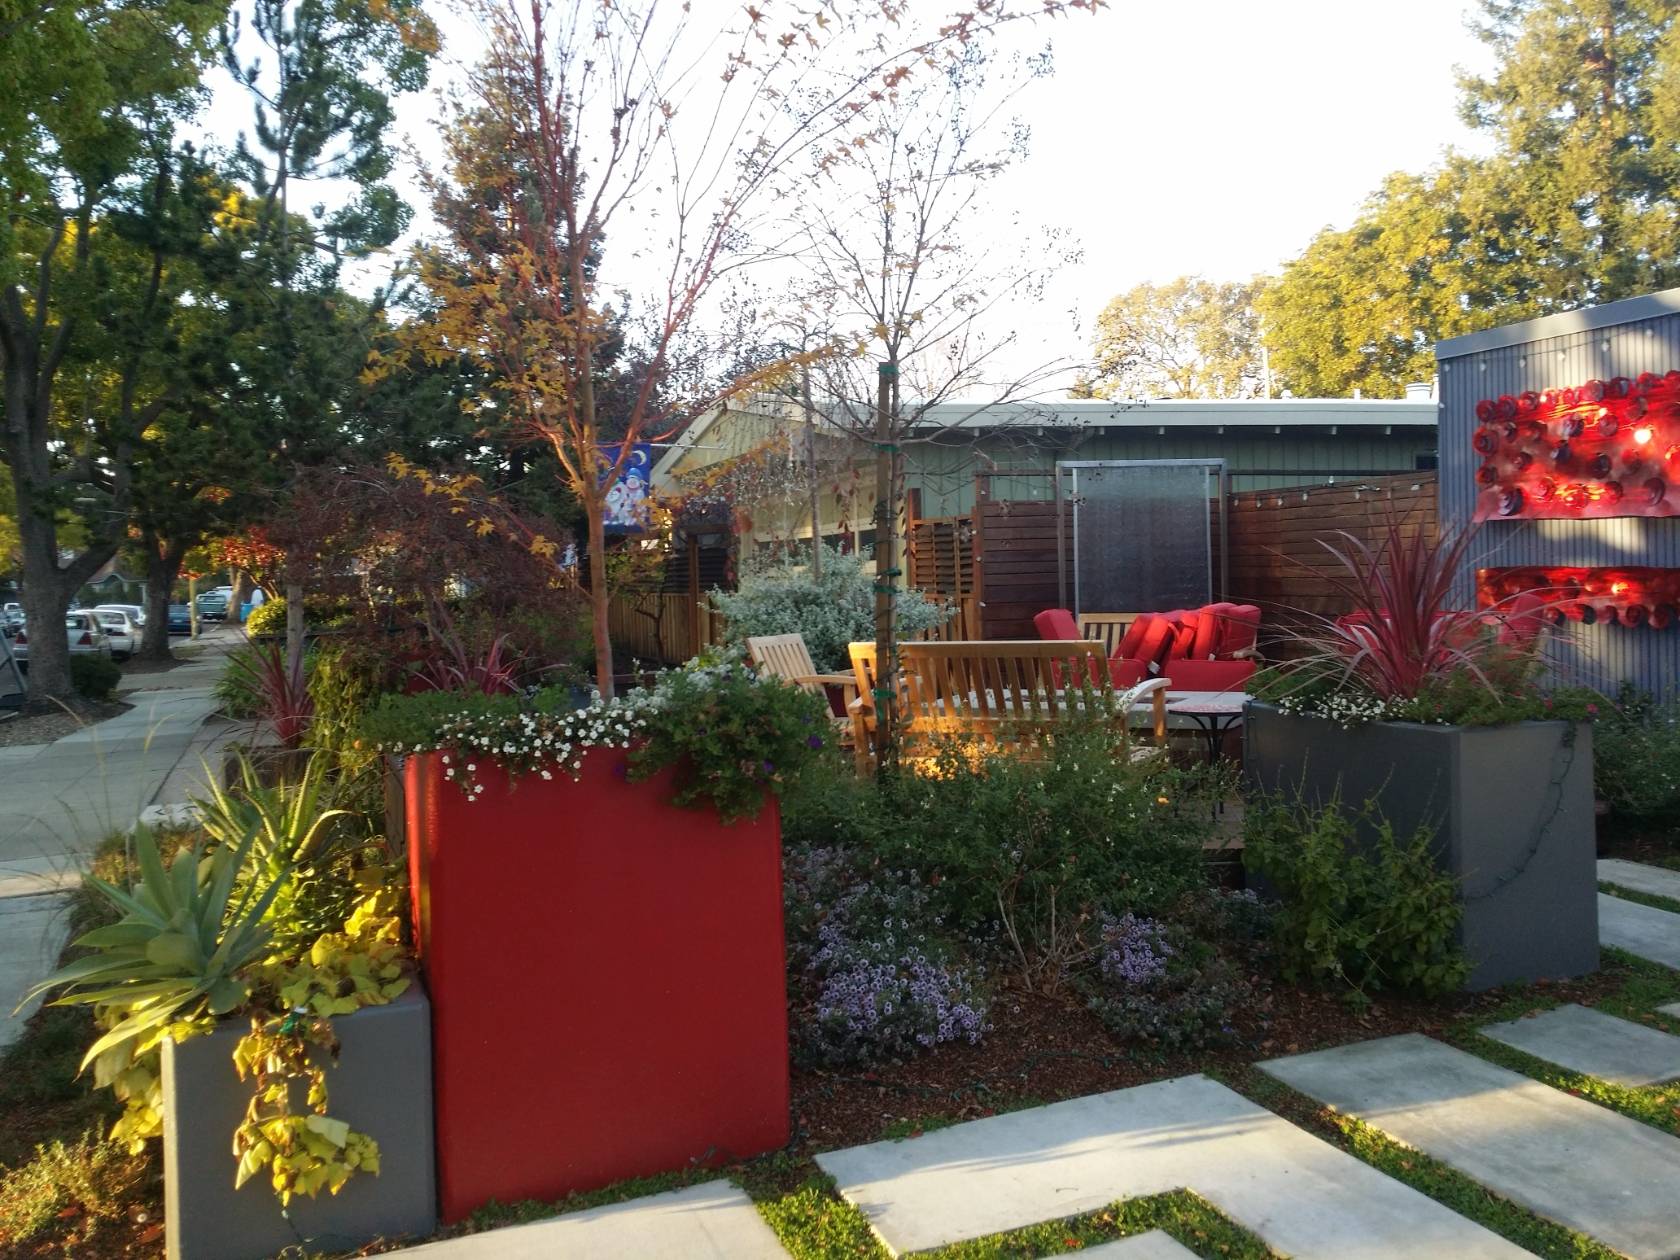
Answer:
top-left (904, 398), bottom-right (1437, 431)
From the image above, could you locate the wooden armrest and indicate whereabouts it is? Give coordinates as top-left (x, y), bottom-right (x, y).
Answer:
top-left (796, 672), bottom-right (858, 688)
top-left (1230, 647), bottom-right (1261, 661)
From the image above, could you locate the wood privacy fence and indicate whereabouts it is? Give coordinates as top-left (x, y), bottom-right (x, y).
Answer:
top-left (1226, 472), bottom-right (1437, 618)
top-left (607, 592), bottom-right (728, 666)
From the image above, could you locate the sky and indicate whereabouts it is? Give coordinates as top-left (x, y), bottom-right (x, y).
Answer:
top-left (211, 0), bottom-right (1501, 393)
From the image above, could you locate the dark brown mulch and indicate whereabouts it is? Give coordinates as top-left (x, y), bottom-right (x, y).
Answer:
top-left (0, 701), bottom-right (131, 749)
top-left (787, 964), bottom-right (1632, 1154)
top-left (1597, 818), bottom-right (1680, 867)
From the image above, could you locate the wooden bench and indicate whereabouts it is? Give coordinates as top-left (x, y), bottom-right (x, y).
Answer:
top-left (746, 633), bottom-right (859, 751)
top-left (1076, 611), bottom-right (1145, 656)
top-left (847, 639), bottom-right (1168, 771)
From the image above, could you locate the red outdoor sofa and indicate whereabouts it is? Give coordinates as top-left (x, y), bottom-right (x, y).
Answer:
top-left (1033, 605), bottom-right (1261, 692)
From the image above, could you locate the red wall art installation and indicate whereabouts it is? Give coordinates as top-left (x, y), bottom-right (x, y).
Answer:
top-left (1477, 566), bottom-right (1680, 629)
top-left (1472, 372), bottom-right (1680, 519)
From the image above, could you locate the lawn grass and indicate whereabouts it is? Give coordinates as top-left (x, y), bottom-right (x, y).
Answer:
top-left (1218, 1066), bottom-right (1621, 1260)
top-left (1598, 879), bottom-right (1680, 917)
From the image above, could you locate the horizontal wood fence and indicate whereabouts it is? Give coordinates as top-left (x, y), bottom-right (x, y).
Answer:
top-left (1226, 472), bottom-right (1437, 618)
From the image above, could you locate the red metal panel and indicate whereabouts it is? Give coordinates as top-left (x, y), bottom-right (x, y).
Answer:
top-left (406, 751), bottom-right (789, 1222)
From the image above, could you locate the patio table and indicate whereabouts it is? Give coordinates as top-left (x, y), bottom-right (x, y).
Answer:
top-left (1164, 691), bottom-right (1251, 762)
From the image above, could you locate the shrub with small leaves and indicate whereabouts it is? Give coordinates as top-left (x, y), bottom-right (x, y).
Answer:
top-left (1243, 793), bottom-right (1467, 1002)
top-left (1083, 913), bottom-right (1250, 1051)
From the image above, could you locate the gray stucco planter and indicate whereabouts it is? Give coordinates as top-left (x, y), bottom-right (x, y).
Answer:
top-left (161, 984), bottom-right (436, 1260)
top-left (1243, 702), bottom-right (1598, 991)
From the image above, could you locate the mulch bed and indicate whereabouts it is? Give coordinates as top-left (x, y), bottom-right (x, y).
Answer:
top-left (787, 965), bottom-right (1631, 1155)
top-left (0, 700), bottom-right (131, 749)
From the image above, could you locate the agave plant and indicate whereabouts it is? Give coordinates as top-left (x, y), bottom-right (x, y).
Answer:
top-left (20, 824), bottom-right (287, 1069)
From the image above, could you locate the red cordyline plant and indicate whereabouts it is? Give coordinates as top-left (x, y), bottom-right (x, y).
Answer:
top-left (1286, 519), bottom-right (1537, 700)
top-left (410, 599), bottom-right (524, 697)
top-left (231, 641), bottom-right (315, 748)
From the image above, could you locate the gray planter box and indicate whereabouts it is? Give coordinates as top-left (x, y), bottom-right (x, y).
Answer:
top-left (161, 985), bottom-right (436, 1260)
top-left (1243, 703), bottom-right (1599, 991)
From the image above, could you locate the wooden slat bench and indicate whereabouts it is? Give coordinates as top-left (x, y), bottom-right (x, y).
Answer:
top-left (847, 639), bottom-right (1168, 771)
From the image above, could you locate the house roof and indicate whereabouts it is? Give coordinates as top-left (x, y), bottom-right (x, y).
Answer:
top-left (1436, 287), bottom-right (1680, 358)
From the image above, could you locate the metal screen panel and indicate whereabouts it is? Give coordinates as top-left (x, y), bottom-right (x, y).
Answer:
top-left (1067, 462), bottom-right (1214, 613)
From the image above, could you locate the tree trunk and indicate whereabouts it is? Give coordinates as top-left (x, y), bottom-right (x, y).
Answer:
top-left (138, 540), bottom-right (184, 661)
top-left (16, 512), bottom-right (74, 713)
top-left (870, 361), bottom-right (899, 766)
top-left (802, 361), bottom-right (822, 580)
top-left (227, 570), bottom-right (252, 625)
top-left (588, 502), bottom-right (613, 698)
top-left (285, 579), bottom-right (306, 677)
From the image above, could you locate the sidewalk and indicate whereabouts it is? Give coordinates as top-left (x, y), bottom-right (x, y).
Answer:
top-left (0, 634), bottom-right (231, 1051)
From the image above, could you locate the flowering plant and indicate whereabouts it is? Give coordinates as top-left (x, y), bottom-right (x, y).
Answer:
top-left (361, 659), bottom-right (831, 822)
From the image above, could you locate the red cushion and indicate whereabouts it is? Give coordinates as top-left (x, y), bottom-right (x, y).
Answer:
top-left (1161, 659), bottom-right (1256, 691)
top-left (1108, 657), bottom-right (1146, 688)
top-left (1123, 614), bottom-right (1176, 672)
top-left (1114, 615), bottom-right (1152, 661)
top-left (1033, 608), bottom-right (1080, 641)
top-left (1200, 603), bottom-right (1259, 658)
top-left (1163, 610), bottom-right (1198, 660)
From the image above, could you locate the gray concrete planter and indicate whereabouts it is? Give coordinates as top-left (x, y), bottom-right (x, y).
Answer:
top-left (1243, 702), bottom-right (1599, 991)
top-left (161, 985), bottom-right (436, 1260)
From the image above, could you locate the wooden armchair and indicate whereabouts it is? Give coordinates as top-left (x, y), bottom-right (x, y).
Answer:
top-left (745, 633), bottom-right (858, 749)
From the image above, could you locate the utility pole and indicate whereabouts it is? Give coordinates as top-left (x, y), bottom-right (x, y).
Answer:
top-left (871, 360), bottom-right (899, 765)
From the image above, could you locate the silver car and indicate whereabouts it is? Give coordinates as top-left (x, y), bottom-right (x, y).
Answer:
top-left (10, 612), bottom-right (113, 668)
top-left (93, 609), bottom-right (138, 659)
top-left (94, 603), bottom-right (146, 628)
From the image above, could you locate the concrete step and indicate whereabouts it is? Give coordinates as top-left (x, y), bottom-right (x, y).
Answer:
top-left (390, 1180), bottom-right (786, 1258)
top-left (1259, 1033), bottom-right (1680, 1260)
top-left (1600, 892), bottom-right (1680, 969)
top-left (1083, 1233), bottom-right (1199, 1259)
top-left (815, 1073), bottom-right (1528, 1258)
top-left (1600, 858), bottom-right (1680, 903)
top-left (1480, 1002), bottom-right (1680, 1086)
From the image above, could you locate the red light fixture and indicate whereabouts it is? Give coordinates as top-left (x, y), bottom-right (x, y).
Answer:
top-left (1477, 566), bottom-right (1680, 630)
top-left (1472, 373), bottom-right (1680, 519)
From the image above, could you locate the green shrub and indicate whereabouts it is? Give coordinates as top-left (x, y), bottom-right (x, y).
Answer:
top-left (69, 654), bottom-right (121, 702)
top-left (304, 640), bottom-right (400, 812)
top-left (0, 1131), bottom-right (148, 1245)
top-left (214, 643), bottom-right (272, 718)
top-left (1594, 686), bottom-right (1680, 819)
top-left (712, 545), bottom-right (951, 672)
top-left (1243, 794), bottom-right (1467, 1001)
top-left (244, 597), bottom-right (287, 638)
top-left (865, 723), bottom-right (1222, 985)
top-left (1083, 912), bottom-right (1251, 1051)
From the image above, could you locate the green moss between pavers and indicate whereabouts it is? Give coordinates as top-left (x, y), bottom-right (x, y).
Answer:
top-left (1216, 1066), bottom-right (1623, 1260)
top-left (1599, 880), bottom-right (1680, 917)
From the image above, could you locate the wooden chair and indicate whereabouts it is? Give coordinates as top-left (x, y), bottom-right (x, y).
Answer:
top-left (1076, 611), bottom-right (1144, 656)
top-left (847, 639), bottom-right (1168, 771)
top-left (745, 633), bottom-right (859, 750)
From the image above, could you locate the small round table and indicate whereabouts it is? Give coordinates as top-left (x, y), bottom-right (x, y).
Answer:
top-left (1167, 694), bottom-right (1249, 763)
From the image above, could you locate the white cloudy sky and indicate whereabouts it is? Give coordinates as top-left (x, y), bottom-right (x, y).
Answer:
top-left (212, 0), bottom-right (1499, 393)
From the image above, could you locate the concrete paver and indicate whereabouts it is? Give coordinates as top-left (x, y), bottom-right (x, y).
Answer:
top-left (1661, 1002), bottom-right (1680, 1018)
top-left (1600, 892), bottom-right (1680, 969)
top-left (1480, 1002), bottom-right (1680, 1086)
top-left (0, 894), bottom-right (73, 1051)
top-left (1599, 858), bottom-right (1680, 903)
top-left (390, 1180), bottom-right (786, 1258)
top-left (816, 1073), bottom-right (1528, 1258)
top-left (1259, 1033), bottom-right (1680, 1260)
top-left (1082, 1232), bottom-right (1199, 1259)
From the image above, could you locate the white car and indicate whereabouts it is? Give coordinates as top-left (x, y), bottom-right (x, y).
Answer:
top-left (93, 609), bottom-right (139, 659)
top-left (2, 602), bottom-right (21, 627)
top-left (12, 612), bottom-right (113, 669)
top-left (94, 603), bottom-right (146, 628)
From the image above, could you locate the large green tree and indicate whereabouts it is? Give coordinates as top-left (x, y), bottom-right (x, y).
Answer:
top-left (1075, 277), bottom-right (1267, 400)
top-left (1262, 0), bottom-right (1680, 398)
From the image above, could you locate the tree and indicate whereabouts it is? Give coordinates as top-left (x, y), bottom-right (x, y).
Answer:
top-left (1074, 277), bottom-right (1266, 400)
top-left (791, 42), bottom-right (1074, 758)
top-left (1260, 0), bottom-right (1680, 398)
top-left (420, 0), bottom-right (1100, 699)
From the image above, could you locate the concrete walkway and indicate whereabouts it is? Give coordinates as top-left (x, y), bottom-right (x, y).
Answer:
top-left (1600, 892), bottom-right (1680, 969)
top-left (1600, 857), bottom-right (1680, 903)
top-left (0, 635), bottom-right (230, 1052)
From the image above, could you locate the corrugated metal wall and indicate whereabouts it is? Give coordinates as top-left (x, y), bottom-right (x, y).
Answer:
top-left (907, 429), bottom-right (1434, 516)
top-left (1439, 309), bottom-right (1680, 696)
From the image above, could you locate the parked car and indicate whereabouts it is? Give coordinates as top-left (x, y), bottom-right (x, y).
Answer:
top-left (93, 603), bottom-right (146, 628)
top-left (195, 589), bottom-right (229, 621)
top-left (93, 609), bottom-right (139, 659)
top-left (2, 602), bottom-right (22, 627)
top-left (167, 604), bottom-right (194, 635)
top-left (12, 612), bottom-right (113, 669)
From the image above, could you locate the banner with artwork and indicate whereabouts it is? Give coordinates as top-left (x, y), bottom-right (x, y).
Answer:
top-left (600, 444), bottom-right (656, 531)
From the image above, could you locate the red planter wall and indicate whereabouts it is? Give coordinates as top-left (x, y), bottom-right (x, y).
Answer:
top-left (404, 750), bottom-right (789, 1222)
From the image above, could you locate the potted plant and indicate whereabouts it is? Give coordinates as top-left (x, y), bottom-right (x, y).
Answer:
top-left (1243, 521), bottom-right (1600, 991)
top-left (22, 762), bottom-right (434, 1260)
top-left (364, 659), bottom-right (830, 1222)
